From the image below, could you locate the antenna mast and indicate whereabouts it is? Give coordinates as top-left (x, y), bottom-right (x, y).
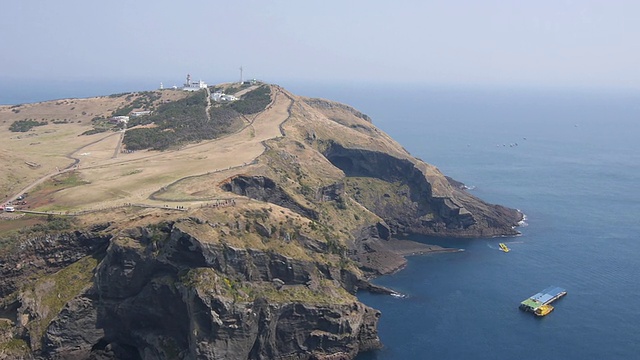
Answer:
top-left (239, 66), bottom-right (243, 84)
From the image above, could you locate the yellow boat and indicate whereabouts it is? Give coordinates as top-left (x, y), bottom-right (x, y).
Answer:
top-left (534, 304), bottom-right (554, 316)
top-left (499, 243), bottom-right (510, 252)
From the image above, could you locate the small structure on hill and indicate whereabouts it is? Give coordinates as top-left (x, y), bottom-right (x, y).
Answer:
top-left (211, 91), bottom-right (237, 102)
top-left (183, 74), bottom-right (207, 91)
top-left (131, 110), bottom-right (152, 117)
top-left (110, 116), bottom-right (129, 124)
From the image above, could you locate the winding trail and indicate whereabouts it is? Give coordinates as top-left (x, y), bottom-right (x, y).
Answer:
top-left (7, 85), bottom-right (295, 215)
top-left (4, 130), bottom-right (122, 206)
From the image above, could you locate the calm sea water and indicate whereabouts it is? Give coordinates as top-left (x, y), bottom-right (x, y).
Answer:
top-left (3, 82), bottom-right (640, 359)
top-left (302, 85), bottom-right (640, 360)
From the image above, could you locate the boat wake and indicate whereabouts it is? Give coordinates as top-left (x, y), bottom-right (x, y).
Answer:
top-left (390, 292), bottom-right (407, 299)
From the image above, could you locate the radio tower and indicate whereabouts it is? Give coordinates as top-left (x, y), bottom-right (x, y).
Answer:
top-left (239, 66), bottom-right (243, 84)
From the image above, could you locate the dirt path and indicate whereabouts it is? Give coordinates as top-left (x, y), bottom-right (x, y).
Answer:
top-left (233, 85), bottom-right (258, 97)
top-left (24, 85), bottom-right (295, 213)
top-left (3, 130), bottom-right (122, 207)
top-left (204, 87), bottom-right (212, 122)
top-left (112, 126), bottom-right (126, 159)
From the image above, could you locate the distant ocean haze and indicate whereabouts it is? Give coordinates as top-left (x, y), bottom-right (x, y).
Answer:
top-left (296, 85), bottom-right (640, 360)
top-left (0, 78), bottom-right (162, 105)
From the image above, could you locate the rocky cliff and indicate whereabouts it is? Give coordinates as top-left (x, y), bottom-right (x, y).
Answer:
top-left (2, 209), bottom-right (381, 360)
top-left (0, 84), bottom-right (521, 359)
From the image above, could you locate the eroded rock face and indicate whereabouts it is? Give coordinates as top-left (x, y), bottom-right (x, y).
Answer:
top-left (36, 222), bottom-right (381, 360)
top-left (221, 175), bottom-right (318, 220)
top-left (42, 295), bottom-right (104, 360)
top-left (0, 231), bottom-right (110, 300)
top-left (323, 142), bottom-right (520, 237)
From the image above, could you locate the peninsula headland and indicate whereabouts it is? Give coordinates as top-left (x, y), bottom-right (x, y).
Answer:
top-left (0, 82), bottom-right (521, 359)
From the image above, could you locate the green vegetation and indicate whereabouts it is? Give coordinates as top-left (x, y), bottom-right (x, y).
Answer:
top-left (25, 215), bottom-right (74, 233)
top-left (346, 177), bottom-right (405, 205)
top-left (23, 255), bottom-right (98, 343)
top-left (82, 115), bottom-right (122, 135)
top-left (229, 85), bottom-right (271, 114)
top-left (80, 128), bottom-right (109, 136)
top-left (123, 128), bottom-right (178, 151)
top-left (257, 280), bottom-right (354, 305)
top-left (123, 91), bottom-right (243, 150)
top-left (0, 216), bottom-right (77, 255)
top-left (222, 84), bottom-right (248, 95)
top-left (111, 91), bottom-right (161, 117)
top-left (23, 172), bottom-right (89, 212)
top-left (81, 92), bottom-right (162, 136)
top-left (81, 85), bottom-right (271, 150)
top-left (85, 86), bottom-right (270, 151)
top-left (9, 119), bottom-right (48, 132)
top-left (51, 171), bottom-right (89, 188)
top-left (128, 91), bottom-right (207, 127)
top-left (182, 267), bottom-right (353, 305)
top-left (108, 92), bottom-right (130, 98)
top-left (0, 338), bottom-right (30, 355)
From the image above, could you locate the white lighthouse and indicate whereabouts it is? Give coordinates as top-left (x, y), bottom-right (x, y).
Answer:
top-left (183, 73), bottom-right (207, 91)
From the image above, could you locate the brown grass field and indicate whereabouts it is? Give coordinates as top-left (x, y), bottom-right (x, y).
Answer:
top-left (0, 85), bottom-right (292, 213)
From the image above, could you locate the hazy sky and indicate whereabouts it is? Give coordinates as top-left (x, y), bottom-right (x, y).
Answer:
top-left (2, 0), bottom-right (640, 90)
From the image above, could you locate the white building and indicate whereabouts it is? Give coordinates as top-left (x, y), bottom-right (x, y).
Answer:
top-left (211, 91), bottom-right (237, 102)
top-left (112, 116), bottom-right (129, 124)
top-left (183, 74), bottom-right (207, 91)
top-left (131, 110), bottom-right (152, 117)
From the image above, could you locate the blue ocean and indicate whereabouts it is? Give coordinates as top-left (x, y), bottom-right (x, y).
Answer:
top-left (295, 84), bottom-right (640, 360)
top-left (3, 82), bottom-right (640, 359)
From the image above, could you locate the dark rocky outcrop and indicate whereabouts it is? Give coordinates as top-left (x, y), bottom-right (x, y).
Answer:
top-left (323, 142), bottom-right (520, 237)
top-left (25, 220), bottom-right (382, 360)
top-left (0, 230), bottom-right (110, 300)
top-left (222, 175), bottom-right (318, 220)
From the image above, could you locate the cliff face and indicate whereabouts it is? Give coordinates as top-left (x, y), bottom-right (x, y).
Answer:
top-left (0, 228), bottom-right (110, 300)
top-left (0, 84), bottom-right (522, 359)
top-left (1, 210), bottom-right (381, 360)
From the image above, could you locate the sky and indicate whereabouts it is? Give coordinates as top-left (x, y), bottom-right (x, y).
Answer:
top-left (2, 0), bottom-right (640, 91)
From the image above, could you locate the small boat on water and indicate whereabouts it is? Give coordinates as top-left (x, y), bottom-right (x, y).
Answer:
top-left (520, 286), bottom-right (567, 317)
top-left (499, 243), bottom-right (510, 252)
